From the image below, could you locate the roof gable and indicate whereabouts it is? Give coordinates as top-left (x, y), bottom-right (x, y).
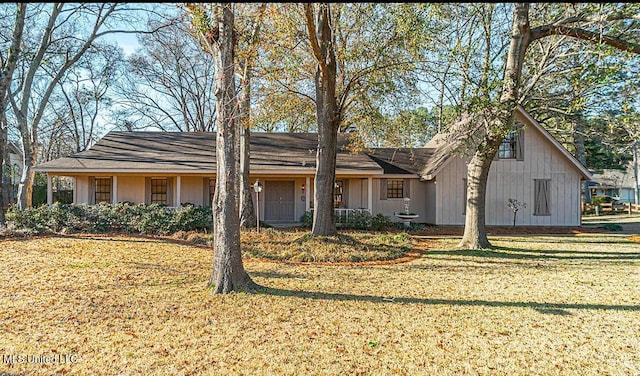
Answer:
top-left (514, 105), bottom-right (592, 180)
top-left (416, 106), bottom-right (592, 181)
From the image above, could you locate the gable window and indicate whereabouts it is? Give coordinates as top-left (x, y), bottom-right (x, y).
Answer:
top-left (151, 178), bottom-right (168, 205)
top-left (334, 180), bottom-right (344, 208)
top-left (95, 178), bottom-right (112, 204)
top-left (534, 179), bottom-right (551, 216)
top-left (498, 124), bottom-right (524, 160)
top-left (498, 131), bottom-right (517, 159)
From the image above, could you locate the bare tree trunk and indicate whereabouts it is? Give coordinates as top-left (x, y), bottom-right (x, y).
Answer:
top-left (208, 4), bottom-right (257, 293)
top-left (17, 134), bottom-right (36, 209)
top-left (1, 141), bottom-right (11, 207)
top-left (634, 141), bottom-right (639, 206)
top-left (306, 3), bottom-right (338, 236)
top-left (0, 3), bottom-right (26, 223)
top-left (458, 3), bottom-right (530, 249)
top-left (458, 142), bottom-right (499, 249)
top-left (0, 117), bottom-right (6, 224)
top-left (239, 80), bottom-right (256, 228)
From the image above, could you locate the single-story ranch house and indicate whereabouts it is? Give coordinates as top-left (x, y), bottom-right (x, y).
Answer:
top-left (35, 106), bottom-right (592, 226)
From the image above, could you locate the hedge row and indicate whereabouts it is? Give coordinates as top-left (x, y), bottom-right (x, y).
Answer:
top-left (5, 203), bottom-right (415, 236)
top-left (5, 203), bottom-right (212, 235)
top-left (299, 210), bottom-right (398, 231)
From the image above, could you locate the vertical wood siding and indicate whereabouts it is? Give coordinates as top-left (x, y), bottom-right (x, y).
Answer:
top-left (435, 122), bottom-right (582, 226)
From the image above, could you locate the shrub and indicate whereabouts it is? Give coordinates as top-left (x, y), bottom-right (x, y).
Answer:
top-left (371, 213), bottom-right (394, 231)
top-left (341, 211), bottom-right (372, 230)
top-left (300, 211), bottom-right (313, 228)
top-left (591, 196), bottom-right (606, 206)
top-left (6, 203), bottom-right (213, 235)
top-left (299, 210), bottom-right (394, 231)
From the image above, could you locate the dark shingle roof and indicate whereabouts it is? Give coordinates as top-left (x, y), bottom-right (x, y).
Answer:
top-left (366, 148), bottom-right (435, 175)
top-left (36, 131), bottom-right (384, 173)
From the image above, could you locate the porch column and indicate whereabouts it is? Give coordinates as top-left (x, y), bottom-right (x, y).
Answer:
top-left (47, 174), bottom-right (53, 206)
top-left (112, 176), bottom-right (118, 204)
top-left (368, 177), bottom-right (373, 214)
top-left (305, 176), bottom-right (311, 212)
top-left (176, 176), bottom-right (181, 207)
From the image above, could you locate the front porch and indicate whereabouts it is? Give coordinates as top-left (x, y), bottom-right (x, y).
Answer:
top-left (44, 173), bottom-right (377, 223)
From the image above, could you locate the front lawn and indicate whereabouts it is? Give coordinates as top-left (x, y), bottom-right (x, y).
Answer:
top-left (1, 233), bottom-right (638, 375)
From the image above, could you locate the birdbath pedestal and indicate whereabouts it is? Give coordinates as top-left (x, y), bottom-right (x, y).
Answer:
top-left (394, 197), bottom-right (419, 228)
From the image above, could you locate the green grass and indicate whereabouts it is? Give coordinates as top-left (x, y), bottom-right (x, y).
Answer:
top-left (1, 233), bottom-right (639, 375)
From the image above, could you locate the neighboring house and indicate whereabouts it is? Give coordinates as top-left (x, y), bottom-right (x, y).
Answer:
top-left (35, 106), bottom-right (592, 226)
top-left (3, 141), bottom-right (23, 206)
top-left (589, 167), bottom-right (638, 203)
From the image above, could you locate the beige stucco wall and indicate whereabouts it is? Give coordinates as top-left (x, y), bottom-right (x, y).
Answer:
top-left (434, 121), bottom-right (583, 226)
top-left (180, 176), bottom-right (208, 206)
top-left (116, 176), bottom-right (145, 204)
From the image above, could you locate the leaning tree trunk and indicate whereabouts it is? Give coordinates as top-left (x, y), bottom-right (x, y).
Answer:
top-left (239, 80), bottom-right (256, 229)
top-left (209, 4), bottom-right (257, 293)
top-left (0, 3), bottom-right (26, 223)
top-left (306, 3), bottom-right (338, 237)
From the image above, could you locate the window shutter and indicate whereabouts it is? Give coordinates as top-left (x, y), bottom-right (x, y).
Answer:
top-left (203, 178), bottom-right (210, 207)
top-left (534, 179), bottom-right (550, 215)
top-left (462, 178), bottom-right (467, 215)
top-left (145, 177), bottom-right (151, 205)
top-left (403, 179), bottom-right (411, 198)
top-left (88, 176), bottom-right (95, 205)
top-left (342, 179), bottom-right (349, 208)
top-left (516, 124), bottom-right (525, 161)
top-left (379, 179), bottom-right (387, 200)
top-left (166, 177), bottom-right (174, 206)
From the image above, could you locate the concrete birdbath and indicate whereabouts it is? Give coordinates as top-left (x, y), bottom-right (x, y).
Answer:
top-left (394, 197), bottom-right (419, 228)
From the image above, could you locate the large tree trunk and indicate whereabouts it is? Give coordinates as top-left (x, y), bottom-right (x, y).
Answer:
top-left (459, 3), bottom-right (530, 249)
top-left (0, 3), bottom-right (26, 223)
top-left (209, 4), bottom-right (257, 293)
top-left (306, 3), bottom-right (338, 237)
top-left (239, 80), bottom-right (256, 229)
top-left (458, 139), bottom-right (501, 249)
